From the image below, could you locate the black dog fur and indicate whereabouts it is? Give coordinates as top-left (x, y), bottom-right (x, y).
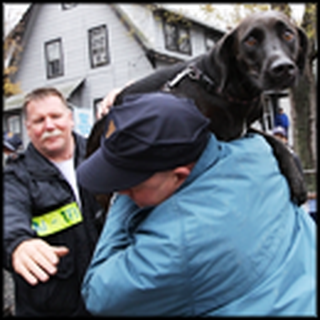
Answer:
top-left (87, 10), bottom-right (308, 207)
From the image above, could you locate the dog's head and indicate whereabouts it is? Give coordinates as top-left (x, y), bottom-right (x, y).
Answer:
top-left (216, 10), bottom-right (308, 92)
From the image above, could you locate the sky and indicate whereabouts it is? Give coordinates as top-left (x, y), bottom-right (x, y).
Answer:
top-left (3, 3), bottom-right (306, 36)
top-left (3, 3), bottom-right (30, 35)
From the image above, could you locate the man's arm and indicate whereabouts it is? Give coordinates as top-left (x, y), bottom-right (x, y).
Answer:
top-left (81, 194), bottom-right (186, 316)
top-left (4, 167), bottom-right (69, 285)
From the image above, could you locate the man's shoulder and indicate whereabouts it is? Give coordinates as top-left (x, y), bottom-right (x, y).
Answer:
top-left (4, 152), bottom-right (31, 185)
top-left (73, 132), bottom-right (88, 157)
top-left (3, 148), bottom-right (37, 179)
top-left (217, 133), bottom-right (279, 176)
top-left (225, 133), bottom-right (271, 154)
top-left (4, 151), bottom-right (26, 167)
top-left (73, 132), bottom-right (87, 145)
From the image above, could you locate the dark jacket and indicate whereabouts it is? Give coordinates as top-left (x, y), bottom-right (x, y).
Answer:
top-left (3, 133), bottom-right (102, 316)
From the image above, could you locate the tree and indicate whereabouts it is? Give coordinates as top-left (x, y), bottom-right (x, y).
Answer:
top-left (270, 3), bottom-right (317, 193)
top-left (3, 15), bottom-right (24, 97)
top-left (289, 3), bottom-right (317, 193)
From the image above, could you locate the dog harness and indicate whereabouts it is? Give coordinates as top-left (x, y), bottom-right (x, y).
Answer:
top-left (164, 64), bottom-right (260, 105)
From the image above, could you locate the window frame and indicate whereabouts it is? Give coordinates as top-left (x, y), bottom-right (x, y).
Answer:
top-left (44, 38), bottom-right (64, 79)
top-left (93, 98), bottom-right (103, 121)
top-left (6, 113), bottom-right (22, 137)
top-left (204, 31), bottom-right (219, 52)
top-left (163, 20), bottom-right (191, 55)
top-left (61, 3), bottom-right (77, 10)
top-left (88, 25), bottom-right (110, 69)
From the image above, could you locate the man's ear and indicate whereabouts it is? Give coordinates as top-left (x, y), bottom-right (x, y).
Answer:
top-left (173, 165), bottom-right (193, 187)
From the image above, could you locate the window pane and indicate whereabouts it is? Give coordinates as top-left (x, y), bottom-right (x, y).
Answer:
top-left (205, 32), bottom-right (220, 51)
top-left (49, 60), bottom-right (60, 76)
top-left (164, 23), bottom-right (177, 51)
top-left (45, 39), bottom-right (63, 78)
top-left (89, 25), bottom-right (109, 68)
top-left (62, 3), bottom-right (77, 10)
top-left (8, 115), bottom-right (21, 135)
top-left (178, 27), bottom-right (191, 54)
top-left (93, 98), bottom-right (103, 120)
top-left (47, 42), bottom-right (60, 60)
top-left (205, 37), bottom-right (215, 51)
top-left (163, 21), bottom-right (191, 54)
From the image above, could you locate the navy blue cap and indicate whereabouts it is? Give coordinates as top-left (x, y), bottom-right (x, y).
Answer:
top-left (77, 92), bottom-right (210, 194)
top-left (3, 131), bottom-right (22, 152)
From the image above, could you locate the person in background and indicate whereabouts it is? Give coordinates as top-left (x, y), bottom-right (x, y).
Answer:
top-left (2, 131), bottom-right (23, 317)
top-left (272, 125), bottom-right (289, 145)
top-left (274, 107), bottom-right (289, 135)
top-left (3, 131), bottom-right (23, 166)
top-left (77, 92), bottom-right (316, 316)
top-left (3, 87), bottom-right (102, 317)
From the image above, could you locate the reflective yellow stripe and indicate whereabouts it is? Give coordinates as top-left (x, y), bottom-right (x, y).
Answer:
top-left (31, 202), bottom-right (83, 237)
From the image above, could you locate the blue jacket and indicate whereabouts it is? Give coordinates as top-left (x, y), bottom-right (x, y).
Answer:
top-left (275, 112), bottom-right (289, 132)
top-left (81, 133), bottom-right (316, 316)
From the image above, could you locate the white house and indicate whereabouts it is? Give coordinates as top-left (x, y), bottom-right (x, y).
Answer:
top-left (3, 3), bottom-right (225, 146)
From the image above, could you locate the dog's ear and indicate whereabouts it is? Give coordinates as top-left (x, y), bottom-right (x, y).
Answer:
top-left (214, 30), bottom-right (237, 91)
top-left (296, 27), bottom-right (309, 75)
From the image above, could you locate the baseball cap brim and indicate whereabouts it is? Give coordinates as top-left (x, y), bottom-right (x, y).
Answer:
top-left (77, 148), bottom-right (154, 195)
top-left (3, 141), bottom-right (15, 151)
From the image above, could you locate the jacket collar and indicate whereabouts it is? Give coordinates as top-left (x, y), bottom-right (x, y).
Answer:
top-left (182, 134), bottom-right (225, 188)
top-left (25, 132), bottom-right (84, 177)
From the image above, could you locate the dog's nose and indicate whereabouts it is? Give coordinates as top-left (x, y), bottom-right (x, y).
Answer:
top-left (270, 58), bottom-right (296, 79)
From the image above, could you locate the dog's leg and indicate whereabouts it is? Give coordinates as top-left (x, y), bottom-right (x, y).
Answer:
top-left (249, 128), bottom-right (308, 205)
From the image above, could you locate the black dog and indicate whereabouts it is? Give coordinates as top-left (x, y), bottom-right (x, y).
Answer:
top-left (87, 10), bottom-right (308, 208)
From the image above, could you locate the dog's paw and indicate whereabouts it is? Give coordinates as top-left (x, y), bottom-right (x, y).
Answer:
top-left (289, 174), bottom-right (308, 206)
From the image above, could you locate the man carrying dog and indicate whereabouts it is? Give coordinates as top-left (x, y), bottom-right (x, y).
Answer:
top-left (77, 92), bottom-right (315, 316)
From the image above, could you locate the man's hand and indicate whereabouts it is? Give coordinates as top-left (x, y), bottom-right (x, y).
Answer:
top-left (97, 88), bottom-right (122, 119)
top-left (97, 81), bottom-right (135, 119)
top-left (12, 238), bottom-right (69, 286)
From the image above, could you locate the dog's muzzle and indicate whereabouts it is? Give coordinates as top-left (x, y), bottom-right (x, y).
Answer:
top-left (264, 56), bottom-right (297, 90)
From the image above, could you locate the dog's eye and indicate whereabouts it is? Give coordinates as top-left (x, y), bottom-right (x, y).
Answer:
top-left (244, 36), bottom-right (258, 47)
top-left (283, 30), bottom-right (295, 42)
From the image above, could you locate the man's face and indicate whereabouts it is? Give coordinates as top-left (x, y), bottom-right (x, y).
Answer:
top-left (25, 95), bottom-right (74, 160)
top-left (119, 170), bottom-right (185, 208)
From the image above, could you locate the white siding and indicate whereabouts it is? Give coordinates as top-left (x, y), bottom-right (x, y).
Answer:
top-left (8, 3), bottom-right (224, 143)
top-left (14, 3), bottom-right (154, 110)
top-left (119, 4), bottom-right (211, 60)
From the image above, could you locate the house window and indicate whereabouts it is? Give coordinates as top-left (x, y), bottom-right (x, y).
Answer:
top-left (88, 25), bottom-right (109, 68)
top-left (163, 21), bottom-right (191, 55)
top-left (259, 94), bottom-right (275, 132)
top-left (62, 3), bottom-right (77, 10)
top-left (205, 32), bottom-right (220, 51)
top-left (45, 39), bottom-right (64, 79)
top-left (7, 114), bottom-right (22, 136)
top-left (93, 98), bottom-right (103, 121)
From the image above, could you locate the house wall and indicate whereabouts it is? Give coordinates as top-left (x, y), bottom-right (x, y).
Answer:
top-left (9, 3), bottom-right (158, 141)
top-left (120, 4), bottom-right (222, 61)
top-left (7, 3), bottom-right (225, 144)
top-left (13, 3), bottom-right (154, 110)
